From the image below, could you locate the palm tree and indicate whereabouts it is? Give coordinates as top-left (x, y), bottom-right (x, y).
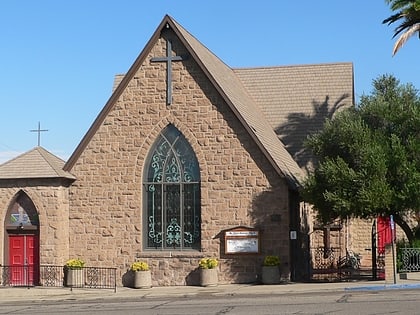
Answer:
top-left (383, 0), bottom-right (420, 55)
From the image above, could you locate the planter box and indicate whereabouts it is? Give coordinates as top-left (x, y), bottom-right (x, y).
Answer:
top-left (65, 269), bottom-right (84, 287)
top-left (261, 266), bottom-right (280, 284)
top-left (200, 268), bottom-right (218, 287)
top-left (133, 270), bottom-right (152, 289)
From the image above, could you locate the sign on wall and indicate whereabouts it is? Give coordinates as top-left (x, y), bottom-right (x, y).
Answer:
top-left (224, 227), bottom-right (260, 254)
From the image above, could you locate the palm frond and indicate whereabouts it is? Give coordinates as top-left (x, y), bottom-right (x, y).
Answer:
top-left (388, 0), bottom-right (417, 11)
top-left (394, 17), bottom-right (420, 36)
top-left (383, 12), bottom-right (404, 25)
top-left (392, 23), bottom-right (420, 55)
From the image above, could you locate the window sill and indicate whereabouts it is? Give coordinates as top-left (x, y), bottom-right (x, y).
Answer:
top-left (136, 251), bottom-right (203, 259)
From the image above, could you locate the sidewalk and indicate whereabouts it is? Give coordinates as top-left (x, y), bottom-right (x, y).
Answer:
top-left (1, 276), bottom-right (420, 303)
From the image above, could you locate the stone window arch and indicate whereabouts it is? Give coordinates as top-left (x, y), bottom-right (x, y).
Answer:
top-left (144, 124), bottom-right (201, 250)
top-left (5, 191), bottom-right (39, 230)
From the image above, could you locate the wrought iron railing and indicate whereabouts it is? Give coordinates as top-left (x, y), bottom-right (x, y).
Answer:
top-left (311, 247), bottom-right (342, 270)
top-left (0, 265), bottom-right (117, 292)
top-left (309, 247), bottom-right (341, 281)
top-left (400, 248), bottom-right (420, 272)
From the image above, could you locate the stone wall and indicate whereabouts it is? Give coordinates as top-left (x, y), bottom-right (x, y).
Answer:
top-left (68, 30), bottom-right (291, 286)
top-left (349, 217), bottom-right (410, 268)
top-left (384, 243), bottom-right (397, 284)
top-left (0, 178), bottom-right (71, 266)
top-left (347, 218), bottom-right (374, 267)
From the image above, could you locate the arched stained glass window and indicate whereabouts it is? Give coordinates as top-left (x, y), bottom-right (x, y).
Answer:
top-left (6, 191), bottom-right (39, 228)
top-left (144, 125), bottom-right (201, 250)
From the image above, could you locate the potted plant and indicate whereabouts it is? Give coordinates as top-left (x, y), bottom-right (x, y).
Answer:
top-left (130, 261), bottom-right (152, 289)
top-left (199, 258), bottom-right (219, 287)
top-left (261, 255), bottom-right (281, 284)
top-left (64, 258), bottom-right (85, 287)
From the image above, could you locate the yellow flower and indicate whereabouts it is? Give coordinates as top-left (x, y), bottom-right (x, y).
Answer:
top-left (64, 258), bottom-right (85, 269)
top-left (199, 258), bottom-right (218, 269)
top-left (130, 261), bottom-right (149, 271)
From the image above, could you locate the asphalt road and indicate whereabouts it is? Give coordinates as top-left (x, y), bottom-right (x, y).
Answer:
top-left (1, 289), bottom-right (420, 314)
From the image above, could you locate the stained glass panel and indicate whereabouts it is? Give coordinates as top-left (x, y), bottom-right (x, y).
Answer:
top-left (7, 192), bottom-right (39, 227)
top-left (146, 184), bottom-right (162, 248)
top-left (144, 125), bottom-right (201, 250)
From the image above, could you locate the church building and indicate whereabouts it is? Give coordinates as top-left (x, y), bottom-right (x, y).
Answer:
top-left (0, 15), bottom-right (354, 286)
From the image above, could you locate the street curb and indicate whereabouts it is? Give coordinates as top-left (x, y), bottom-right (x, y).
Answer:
top-left (345, 283), bottom-right (420, 291)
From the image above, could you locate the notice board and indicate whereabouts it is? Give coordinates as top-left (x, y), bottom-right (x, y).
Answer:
top-left (224, 227), bottom-right (260, 254)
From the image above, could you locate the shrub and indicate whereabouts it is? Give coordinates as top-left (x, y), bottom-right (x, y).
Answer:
top-left (263, 255), bottom-right (280, 266)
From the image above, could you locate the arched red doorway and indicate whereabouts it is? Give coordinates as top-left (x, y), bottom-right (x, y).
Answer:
top-left (4, 191), bottom-right (40, 286)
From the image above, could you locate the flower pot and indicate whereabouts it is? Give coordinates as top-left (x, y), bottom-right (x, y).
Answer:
top-left (65, 268), bottom-right (84, 287)
top-left (133, 270), bottom-right (152, 289)
top-left (200, 268), bottom-right (218, 287)
top-left (261, 266), bottom-right (280, 284)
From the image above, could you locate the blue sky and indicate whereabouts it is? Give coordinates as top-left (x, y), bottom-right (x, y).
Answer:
top-left (1, 1), bottom-right (419, 164)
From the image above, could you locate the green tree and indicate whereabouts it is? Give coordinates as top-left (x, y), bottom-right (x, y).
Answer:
top-left (302, 74), bottom-right (420, 242)
top-left (383, 0), bottom-right (420, 55)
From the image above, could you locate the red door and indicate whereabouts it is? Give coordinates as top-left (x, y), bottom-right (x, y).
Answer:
top-left (9, 235), bottom-right (39, 286)
top-left (377, 216), bottom-right (392, 255)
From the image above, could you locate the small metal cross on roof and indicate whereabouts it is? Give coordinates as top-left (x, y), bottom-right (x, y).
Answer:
top-left (30, 122), bottom-right (48, 146)
top-left (150, 37), bottom-right (187, 105)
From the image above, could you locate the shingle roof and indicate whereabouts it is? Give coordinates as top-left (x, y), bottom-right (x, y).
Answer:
top-left (234, 63), bottom-right (354, 168)
top-left (0, 146), bottom-right (76, 180)
top-left (170, 17), bottom-right (305, 188)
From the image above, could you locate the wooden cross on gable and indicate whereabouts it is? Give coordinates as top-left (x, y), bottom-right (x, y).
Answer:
top-left (151, 35), bottom-right (187, 105)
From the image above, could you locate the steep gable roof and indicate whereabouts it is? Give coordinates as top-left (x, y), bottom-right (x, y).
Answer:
top-left (170, 18), bottom-right (305, 188)
top-left (0, 146), bottom-right (76, 180)
top-left (64, 15), bottom-right (304, 189)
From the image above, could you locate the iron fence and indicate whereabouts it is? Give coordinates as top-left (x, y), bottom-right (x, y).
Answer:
top-left (400, 248), bottom-right (420, 272)
top-left (0, 265), bottom-right (117, 292)
top-left (312, 247), bottom-right (341, 270)
top-left (310, 247), bottom-right (341, 281)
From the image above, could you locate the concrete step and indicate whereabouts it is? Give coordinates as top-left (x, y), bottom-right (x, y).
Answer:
top-left (399, 272), bottom-right (420, 280)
